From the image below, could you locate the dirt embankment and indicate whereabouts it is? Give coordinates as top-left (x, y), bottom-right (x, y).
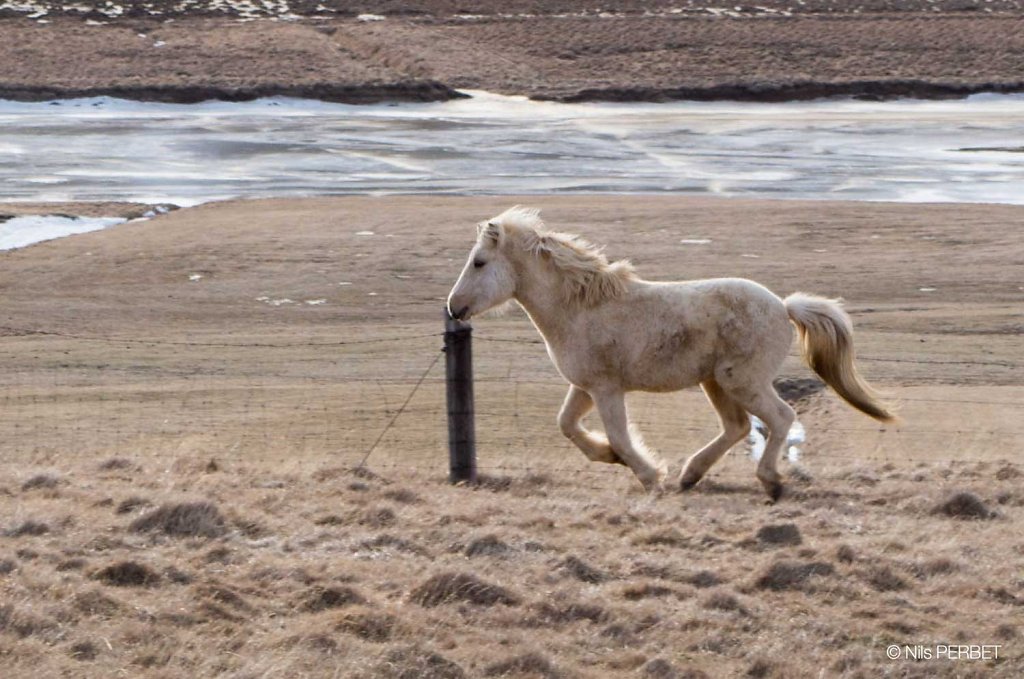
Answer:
top-left (1, 1), bottom-right (1023, 104)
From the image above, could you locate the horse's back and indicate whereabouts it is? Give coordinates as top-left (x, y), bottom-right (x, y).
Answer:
top-left (562, 277), bottom-right (791, 392)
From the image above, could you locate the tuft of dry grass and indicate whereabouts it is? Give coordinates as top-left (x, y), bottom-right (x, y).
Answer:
top-left (464, 534), bottom-right (512, 557)
top-left (93, 561), bottom-right (161, 587)
top-left (335, 607), bottom-right (400, 642)
top-left (409, 572), bottom-right (519, 608)
top-left (3, 520), bottom-right (50, 537)
top-left (755, 523), bottom-right (802, 546)
top-left (373, 645), bottom-right (466, 679)
top-left (484, 651), bottom-right (560, 678)
top-left (115, 496), bottom-right (152, 514)
top-left (302, 585), bottom-right (366, 612)
top-left (97, 458), bottom-right (134, 471)
top-left (753, 560), bottom-right (835, 591)
top-left (558, 555), bottom-right (610, 583)
top-left (128, 501), bottom-right (228, 537)
top-left (932, 491), bottom-right (997, 519)
top-left (21, 473), bottom-right (60, 491)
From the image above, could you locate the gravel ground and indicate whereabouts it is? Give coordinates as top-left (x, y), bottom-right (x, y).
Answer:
top-left (1, 1), bottom-right (1023, 102)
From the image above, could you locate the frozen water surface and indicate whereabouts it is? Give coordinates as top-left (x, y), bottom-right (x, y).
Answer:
top-left (1, 91), bottom-right (1022, 207)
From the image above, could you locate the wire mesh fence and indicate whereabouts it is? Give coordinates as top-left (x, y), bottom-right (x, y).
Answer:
top-left (1, 321), bottom-right (1021, 489)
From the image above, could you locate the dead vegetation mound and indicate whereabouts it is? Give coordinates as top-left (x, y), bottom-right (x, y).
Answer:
top-left (753, 560), bottom-right (835, 591)
top-left (335, 608), bottom-right (399, 642)
top-left (375, 645), bottom-right (465, 679)
top-left (303, 585), bottom-right (366, 612)
top-left (97, 458), bottom-right (135, 471)
top-left (129, 501), bottom-right (228, 537)
top-left (755, 523), bottom-right (803, 546)
top-left (93, 560), bottom-right (161, 587)
top-left (4, 520), bottom-right (50, 537)
top-left (932, 491), bottom-right (996, 520)
top-left (558, 555), bottom-right (610, 583)
top-left (526, 600), bottom-right (609, 626)
top-left (465, 534), bottom-right (512, 557)
top-left (409, 572), bottom-right (519, 608)
top-left (484, 651), bottom-right (560, 678)
top-left (21, 473), bottom-right (60, 491)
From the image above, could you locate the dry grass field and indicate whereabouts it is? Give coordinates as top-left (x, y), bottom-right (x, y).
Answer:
top-left (1, 196), bottom-right (1022, 677)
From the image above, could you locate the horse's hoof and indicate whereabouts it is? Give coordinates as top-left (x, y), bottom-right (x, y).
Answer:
top-left (762, 481), bottom-right (784, 503)
top-left (679, 476), bottom-right (700, 492)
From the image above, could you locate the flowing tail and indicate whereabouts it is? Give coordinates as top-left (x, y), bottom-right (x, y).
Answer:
top-left (784, 292), bottom-right (898, 423)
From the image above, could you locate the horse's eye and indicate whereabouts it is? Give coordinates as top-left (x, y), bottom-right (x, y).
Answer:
top-left (473, 260), bottom-right (486, 269)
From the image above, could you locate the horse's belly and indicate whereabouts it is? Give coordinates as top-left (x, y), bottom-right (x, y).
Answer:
top-left (623, 357), bottom-right (710, 392)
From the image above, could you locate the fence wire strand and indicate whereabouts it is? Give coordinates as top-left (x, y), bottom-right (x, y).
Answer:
top-left (0, 324), bottom-right (1021, 483)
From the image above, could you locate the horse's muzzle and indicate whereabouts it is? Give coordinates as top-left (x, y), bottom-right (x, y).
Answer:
top-left (450, 305), bottom-right (470, 321)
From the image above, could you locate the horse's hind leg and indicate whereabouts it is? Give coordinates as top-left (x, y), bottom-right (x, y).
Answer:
top-left (724, 383), bottom-right (795, 502)
top-left (678, 379), bottom-right (751, 491)
top-left (557, 385), bottom-right (624, 465)
top-left (592, 388), bottom-right (668, 491)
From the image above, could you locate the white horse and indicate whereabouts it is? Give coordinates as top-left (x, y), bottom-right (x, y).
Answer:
top-left (447, 207), bottom-right (896, 500)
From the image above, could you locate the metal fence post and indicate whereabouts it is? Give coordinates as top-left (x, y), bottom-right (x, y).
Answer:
top-left (444, 309), bottom-right (477, 484)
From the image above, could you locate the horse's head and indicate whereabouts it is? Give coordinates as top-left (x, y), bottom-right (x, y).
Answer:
top-left (446, 212), bottom-right (521, 320)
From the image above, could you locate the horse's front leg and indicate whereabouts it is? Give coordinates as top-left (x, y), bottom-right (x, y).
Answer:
top-left (557, 385), bottom-right (624, 465)
top-left (591, 388), bottom-right (668, 492)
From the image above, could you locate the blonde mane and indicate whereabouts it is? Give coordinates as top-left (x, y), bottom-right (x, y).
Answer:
top-left (492, 206), bottom-right (637, 307)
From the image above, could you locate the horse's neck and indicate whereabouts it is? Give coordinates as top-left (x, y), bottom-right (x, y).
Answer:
top-left (513, 263), bottom-right (575, 344)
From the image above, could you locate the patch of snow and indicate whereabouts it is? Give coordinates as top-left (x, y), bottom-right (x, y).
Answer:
top-left (0, 215), bottom-right (126, 251)
top-left (680, 238), bottom-right (712, 245)
top-left (748, 415), bottom-right (805, 464)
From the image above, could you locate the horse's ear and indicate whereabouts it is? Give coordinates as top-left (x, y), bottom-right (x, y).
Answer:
top-left (480, 220), bottom-right (504, 247)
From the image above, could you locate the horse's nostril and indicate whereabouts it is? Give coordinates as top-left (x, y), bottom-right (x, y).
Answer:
top-left (454, 306), bottom-right (470, 320)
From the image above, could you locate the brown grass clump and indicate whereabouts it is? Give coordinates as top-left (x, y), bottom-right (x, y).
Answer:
top-left (382, 488), bottom-right (422, 504)
top-left (375, 645), bottom-right (465, 679)
top-left (409, 572), bottom-right (519, 608)
top-left (359, 534), bottom-right (430, 556)
top-left (302, 585), bottom-right (366, 612)
top-left (360, 506), bottom-right (397, 527)
top-left (465, 534), bottom-right (512, 557)
top-left (128, 501), bottom-right (228, 537)
top-left (860, 564), bottom-right (909, 591)
top-left (753, 560), bottom-right (835, 591)
top-left (633, 528), bottom-right (689, 548)
top-left (622, 582), bottom-right (678, 601)
top-left (93, 560), bottom-right (161, 587)
top-left (932, 491), bottom-right (996, 519)
top-left (484, 651), bottom-right (560, 678)
top-left (335, 607), bottom-right (400, 642)
top-left (755, 523), bottom-right (803, 546)
top-left (97, 458), bottom-right (134, 471)
top-left (640, 657), bottom-right (704, 678)
top-left (68, 639), bottom-right (99, 661)
top-left (115, 496), bottom-right (152, 514)
top-left (0, 603), bottom-right (58, 639)
top-left (4, 519), bottom-right (50, 537)
top-left (702, 590), bottom-right (750, 615)
top-left (558, 555), bottom-right (609, 583)
top-left (683, 570), bottom-right (723, 589)
top-left (21, 473), bottom-right (60, 491)
top-left (527, 600), bottom-right (609, 626)
top-left (72, 589), bottom-right (122, 616)
top-left (835, 544), bottom-right (856, 563)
